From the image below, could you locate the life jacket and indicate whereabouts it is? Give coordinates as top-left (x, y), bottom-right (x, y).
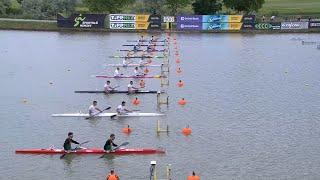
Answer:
top-left (187, 175), bottom-right (200, 180)
top-left (106, 174), bottom-right (119, 180)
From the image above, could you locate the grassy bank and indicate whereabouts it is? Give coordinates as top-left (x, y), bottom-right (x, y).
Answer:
top-left (260, 0), bottom-right (320, 16)
top-left (0, 20), bottom-right (57, 31)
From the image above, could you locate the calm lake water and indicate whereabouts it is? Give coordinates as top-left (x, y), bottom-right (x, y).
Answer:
top-left (1, 30), bottom-right (320, 180)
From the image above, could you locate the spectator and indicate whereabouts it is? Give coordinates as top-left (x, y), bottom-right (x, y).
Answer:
top-left (270, 16), bottom-right (275, 21)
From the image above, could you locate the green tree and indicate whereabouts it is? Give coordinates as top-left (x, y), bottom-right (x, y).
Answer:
top-left (57, 0), bottom-right (76, 15)
top-left (0, 0), bottom-right (11, 15)
top-left (84, 0), bottom-right (135, 13)
top-left (22, 0), bottom-right (76, 19)
top-left (143, 0), bottom-right (164, 14)
top-left (223, 0), bottom-right (265, 13)
top-left (192, 0), bottom-right (222, 15)
top-left (165, 0), bottom-right (190, 15)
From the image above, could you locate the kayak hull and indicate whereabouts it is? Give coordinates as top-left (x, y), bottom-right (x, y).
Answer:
top-left (51, 112), bottom-right (165, 117)
top-left (95, 75), bottom-right (166, 79)
top-left (106, 64), bottom-right (162, 67)
top-left (15, 148), bottom-right (165, 155)
top-left (74, 90), bottom-right (163, 94)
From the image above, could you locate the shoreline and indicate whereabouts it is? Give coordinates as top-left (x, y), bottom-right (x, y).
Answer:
top-left (1, 19), bottom-right (320, 34)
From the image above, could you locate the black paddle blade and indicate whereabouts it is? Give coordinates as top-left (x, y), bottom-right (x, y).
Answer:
top-left (60, 154), bottom-right (66, 159)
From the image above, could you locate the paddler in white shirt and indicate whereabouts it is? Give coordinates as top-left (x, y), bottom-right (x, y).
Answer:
top-left (89, 101), bottom-right (102, 116)
top-left (127, 81), bottom-right (139, 93)
top-left (114, 67), bottom-right (122, 77)
top-left (104, 81), bottom-right (116, 93)
top-left (134, 67), bottom-right (145, 76)
top-left (139, 56), bottom-right (148, 66)
top-left (116, 101), bottom-right (132, 115)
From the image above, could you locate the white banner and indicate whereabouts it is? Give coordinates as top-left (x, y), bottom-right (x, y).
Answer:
top-left (281, 22), bottom-right (309, 30)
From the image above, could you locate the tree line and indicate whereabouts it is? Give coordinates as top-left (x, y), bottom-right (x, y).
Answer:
top-left (0, 0), bottom-right (264, 19)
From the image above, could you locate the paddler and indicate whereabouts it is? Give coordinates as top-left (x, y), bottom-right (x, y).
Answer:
top-left (116, 101), bottom-right (132, 114)
top-left (147, 45), bottom-right (153, 53)
top-left (134, 67), bottom-right (145, 76)
top-left (114, 67), bottom-right (122, 77)
top-left (89, 100), bottom-right (103, 116)
top-left (63, 132), bottom-right (80, 151)
top-left (133, 45), bottom-right (140, 53)
top-left (187, 171), bottom-right (200, 180)
top-left (106, 170), bottom-right (120, 180)
top-left (150, 35), bottom-right (154, 42)
top-left (122, 57), bottom-right (130, 66)
top-left (104, 81), bottom-right (116, 93)
top-left (127, 81), bottom-right (139, 93)
top-left (104, 134), bottom-right (118, 153)
top-left (139, 35), bottom-right (144, 42)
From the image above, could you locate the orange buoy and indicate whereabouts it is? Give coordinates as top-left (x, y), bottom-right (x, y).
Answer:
top-left (139, 79), bottom-right (145, 88)
top-left (177, 80), bottom-right (184, 87)
top-left (176, 67), bottom-right (182, 74)
top-left (178, 98), bottom-right (187, 105)
top-left (144, 68), bottom-right (150, 74)
top-left (122, 125), bottom-right (132, 134)
top-left (176, 59), bottom-right (181, 63)
top-left (132, 97), bottom-right (140, 105)
top-left (182, 125), bottom-right (192, 135)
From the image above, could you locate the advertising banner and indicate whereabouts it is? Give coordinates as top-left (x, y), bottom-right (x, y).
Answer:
top-left (57, 14), bottom-right (106, 28)
top-left (241, 23), bottom-right (255, 29)
top-left (109, 14), bottom-right (136, 22)
top-left (148, 15), bottom-right (162, 22)
top-left (309, 21), bottom-right (320, 28)
top-left (255, 22), bottom-right (280, 30)
top-left (281, 22), bottom-right (309, 30)
top-left (110, 14), bottom-right (159, 22)
top-left (163, 16), bottom-right (175, 23)
top-left (228, 15), bottom-right (244, 22)
top-left (202, 22), bottom-right (242, 30)
top-left (176, 22), bottom-right (202, 30)
top-left (110, 22), bottom-right (161, 30)
top-left (202, 15), bottom-right (243, 23)
top-left (110, 22), bottom-right (136, 29)
top-left (242, 15), bottom-right (256, 22)
top-left (176, 15), bottom-right (202, 23)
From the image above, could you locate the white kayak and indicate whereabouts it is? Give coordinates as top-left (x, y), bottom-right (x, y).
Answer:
top-left (106, 64), bottom-right (162, 67)
top-left (52, 112), bottom-right (165, 117)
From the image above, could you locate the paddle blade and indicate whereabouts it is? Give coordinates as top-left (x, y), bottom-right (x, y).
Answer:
top-left (60, 153), bottom-right (66, 159)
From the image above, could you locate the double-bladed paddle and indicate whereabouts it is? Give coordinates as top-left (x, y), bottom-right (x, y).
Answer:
top-left (99, 142), bottom-right (129, 158)
top-left (85, 107), bottom-right (111, 119)
top-left (60, 140), bottom-right (90, 159)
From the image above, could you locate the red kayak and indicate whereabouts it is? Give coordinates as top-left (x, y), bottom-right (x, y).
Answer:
top-left (15, 148), bottom-right (165, 155)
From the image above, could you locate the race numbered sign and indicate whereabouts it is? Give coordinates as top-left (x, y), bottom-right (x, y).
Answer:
top-left (163, 16), bottom-right (175, 23)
